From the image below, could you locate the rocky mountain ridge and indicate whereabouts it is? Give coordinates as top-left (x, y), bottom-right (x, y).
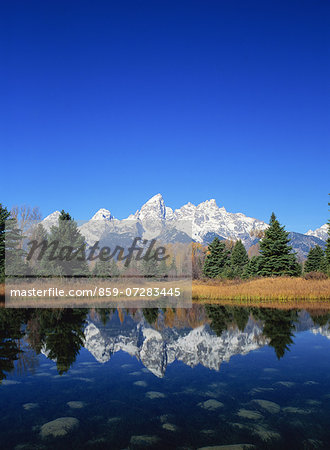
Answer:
top-left (41, 194), bottom-right (327, 258)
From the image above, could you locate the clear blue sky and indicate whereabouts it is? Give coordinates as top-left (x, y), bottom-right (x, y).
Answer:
top-left (1, 0), bottom-right (329, 232)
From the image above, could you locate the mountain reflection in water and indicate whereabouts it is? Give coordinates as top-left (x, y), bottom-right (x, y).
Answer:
top-left (1, 306), bottom-right (330, 380)
top-left (1, 305), bottom-right (330, 449)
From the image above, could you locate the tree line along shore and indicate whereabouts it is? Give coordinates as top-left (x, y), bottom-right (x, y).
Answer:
top-left (1, 200), bottom-right (330, 301)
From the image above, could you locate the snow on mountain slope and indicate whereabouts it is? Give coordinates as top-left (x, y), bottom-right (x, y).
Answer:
top-left (70, 194), bottom-right (268, 246)
top-left (171, 198), bottom-right (267, 244)
top-left (41, 211), bottom-right (61, 232)
top-left (306, 224), bottom-right (328, 242)
top-left (41, 194), bottom-right (327, 257)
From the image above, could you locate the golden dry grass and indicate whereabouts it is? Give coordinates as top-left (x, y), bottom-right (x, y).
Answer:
top-left (192, 277), bottom-right (330, 302)
top-left (1, 278), bottom-right (330, 309)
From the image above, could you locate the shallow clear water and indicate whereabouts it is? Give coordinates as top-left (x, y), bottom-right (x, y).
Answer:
top-left (1, 305), bottom-right (330, 449)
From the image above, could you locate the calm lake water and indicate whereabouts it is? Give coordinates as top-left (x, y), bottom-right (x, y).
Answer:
top-left (1, 305), bottom-right (330, 449)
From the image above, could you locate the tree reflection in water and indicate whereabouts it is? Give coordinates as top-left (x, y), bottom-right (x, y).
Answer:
top-left (0, 305), bottom-right (328, 382)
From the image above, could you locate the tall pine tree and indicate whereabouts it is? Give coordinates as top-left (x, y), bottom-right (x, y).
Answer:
top-left (242, 255), bottom-right (264, 279)
top-left (39, 210), bottom-right (89, 277)
top-left (305, 245), bottom-right (326, 273)
top-left (203, 237), bottom-right (229, 278)
top-left (0, 204), bottom-right (10, 282)
top-left (5, 216), bottom-right (29, 277)
top-left (258, 213), bottom-right (300, 277)
top-left (325, 195), bottom-right (330, 271)
top-left (230, 240), bottom-right (249, 277)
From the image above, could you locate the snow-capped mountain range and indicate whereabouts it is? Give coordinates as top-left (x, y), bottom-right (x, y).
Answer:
top-left (41, 193), bottom-right (327, 258)
top-left (306, 224), bottom-right (329, 242)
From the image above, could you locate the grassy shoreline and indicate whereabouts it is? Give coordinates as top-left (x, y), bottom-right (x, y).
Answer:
top-left (1, 278), bottom-right (330, 308)
top-left (192, 277), bottom-right (330, 301)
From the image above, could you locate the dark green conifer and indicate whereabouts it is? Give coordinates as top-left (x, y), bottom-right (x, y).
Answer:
top-left (258, 213), bottom-right (300, 277)
top-left (242, 255), bottom-right (263, 279)
top-left (5, 217), bottom-right (29, 277)
top-left (203, 237), bottom-right (229, 278)
top-left (0, 204), bottom-right (10, 282)
top-left (325, 196), bottom-right (330, 271)
top-left (305, 245), bottom-right (326, 273)
top-left (40, 210), bottom-right (89, 276)
top-left (230, 240), bottom-right (248, 277)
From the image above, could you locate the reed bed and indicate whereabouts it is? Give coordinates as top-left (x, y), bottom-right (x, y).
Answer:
top-left (192, 277), bottom-right (330, 302)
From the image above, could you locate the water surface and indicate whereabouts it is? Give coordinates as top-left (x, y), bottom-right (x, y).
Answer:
top-left (1, 305), bottom-right (330, 449)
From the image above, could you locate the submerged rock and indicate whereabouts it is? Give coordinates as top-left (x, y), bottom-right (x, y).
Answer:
top-left (129, 435), bottom-right (160, 447)
top-left (199, 399), bottom-right (224, 411)
top-left (22, 403), bottom-right (39, 411)
top-left (134, 381), bottom-right (147, 387)
top-left (159, 414), bottom-right (174, 424)
top-left (283, 407), bottom-right (311, 415)
top-left (15, 444), bottom-right (46, 450)
top-left (249, 387), bottom-right (274, 395)
top-left (252, 399), bottom-right (280, 414)
top-left (230, 423), bottom-right (248, 430)
top-left (237, 409), bottom-right (263, 420)
top-left (252, 425), bottom-right (280, 442)
top-left (305, 399), bottom-right (321, 406)
top-left (304, 439), bottom-right (323, 448)
top-left (145, 391), bottom-right (166, 399)
top-left (40, 417), bottom-right (79, 439)
top-left (198, 445), bottom-right (255, 450)
top-left (162, 423), bottom-right (177, 432)
top-left (67, 401), bottom-right (85, 409)
top-left (276, 381), bottom-right (295, 388)
top-left (108, 417), bottom-right (121, 425)
top-left (201, 429), bottom-right (216, 436)
top-left (1, 380), bottom-right (21, 386)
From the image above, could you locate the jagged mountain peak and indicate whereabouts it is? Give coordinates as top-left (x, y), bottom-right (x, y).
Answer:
top-left (41, 210), bottom-right (61, 231)
top-left (41, 196), bottom-right (327, 257)
top-left (305, 223), bottom-right (328, 242)
top-left (198, 198), bottom-right (219, 209)
top-left (44, 210), bottom-right (61, 219)
top-left (91, 208), bottom-right (113, 221)
top-left (136, 193), bottom-right (167, 222)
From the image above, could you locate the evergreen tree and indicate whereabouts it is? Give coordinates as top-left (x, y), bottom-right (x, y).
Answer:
top-left (0, 204), bottom-right (10, 282)
top-left (325, 196), bottom-right (330, 271)
top-left (28, 223), bottom-right (48, 275)
top-left (157, 258), bottom-right (168, 278)
top-left (39, 210), bottom-right (89, 277)
top-left (203, 237), bottom-right (230, 278)
top-left (230, 240), bottom-right (249, 277)
top-left (5, 217), bottom-right (29, 277)
top-left (141, 254), bottom-right (159, 278)
top-left (168, 256), bottom-right (178, 278)
top-left (93, 258), bottom-right (120, 278)
top-left (258, 213), bottom-right (300, 277)
top-left (305, 245), bottom-right (326, 273)
top-left (242, 255), bottom-right (263, 279)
